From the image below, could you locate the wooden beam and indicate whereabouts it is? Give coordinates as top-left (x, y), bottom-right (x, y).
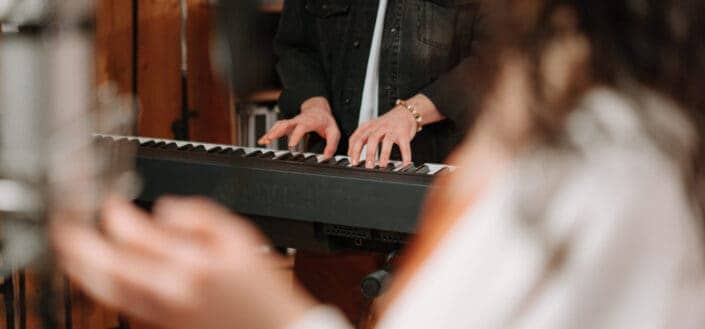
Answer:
top-left (95, 0), bottom-right (135, 94)
top-left (136, 0), bottom-right (183, 139)
top-left (186, 0), bottom-right (234, 144)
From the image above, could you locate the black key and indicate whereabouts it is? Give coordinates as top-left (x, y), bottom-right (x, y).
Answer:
top-left (221, 148), bottom-right (245, 157)
top-left (401, 164), bottom-right (417, 173)
top-left (246, 151), bottom-right (263, 158)
top-left (276, 153), bottom-right (294, 161)
top-left (152, 142), bottom-right (166, 148)
top-left (140, 141), bottom-right (156, 148)
top-left (336, 159), bottom-right (350, 167)
top-left (94, 139), bottom-right (111, 153)
top-left (292, 154), bottom-right (306, 162)
top-left (259, 151), bottom-right (277, 159)
top-left (356, 162), bottom-right (368, 168)
top-left (116, 138), bottom-right (133, 145)
top-left (208, 147), bottom-right (223, 153)
top-left (178, 144), bottom-right (195, 151)
top-left (415, 165), bottom-right (431, 175)
top-left (193, 145), bottom-right (207, 152)
top-left (164, 143), bottom-right (179, 150)
top-left (376, 163), bottom-right (396, 171)
top-left (305, 155), bottom-right (318, 163)
top-left (94, 136), bottom-right (109, 147)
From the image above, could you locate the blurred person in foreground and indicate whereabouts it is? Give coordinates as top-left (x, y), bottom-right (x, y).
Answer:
top-left (53, 0), bottom-right (705, 328)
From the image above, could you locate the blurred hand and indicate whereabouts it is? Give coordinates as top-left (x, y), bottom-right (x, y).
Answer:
top-left (348, 106), bottom-right (417, 168)
top-left (258, 97), bottom-right (341, 159)
top-left (53, 197), bottom-right (316, 329)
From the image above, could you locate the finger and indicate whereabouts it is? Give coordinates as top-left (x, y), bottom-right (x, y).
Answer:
top-left (54, 223), bottom-right (123, 307)
top-left (348, 134), bottom-right (366, 166)
top-left (153, 197), bottom-right (229, 238)
top-left (55, 224), bottom-right (177, 323)
top-left (399, 138), bottom-right (413, 166)
top-left (258, 120), bottom-right (293, 145)
top-left (262, 120), bottom-right (294, 144)
top-left (288, 124), bottom-right (309, 148)
top-left (348, 123), bottom-right (368, 142)
top-left (365, 132), bottom-right (384, 168)
top-left (379, 135), bottom-right (395, 168)
top-left (348, 126), bottom-right (373, 165)
top-left (101, 197), bottom-right (189, 260)
top-left (57, 217), bottom-right (211, 325)
top-left (322, 126), bottom-right (340, 159)
top-left (153, 196), bottom-right (262, 246)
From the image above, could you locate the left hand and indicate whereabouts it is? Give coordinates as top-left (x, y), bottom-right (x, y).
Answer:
top-left (348, 106), bottom-right (417, 168)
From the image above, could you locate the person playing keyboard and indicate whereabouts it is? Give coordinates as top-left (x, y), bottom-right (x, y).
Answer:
top-left (256, 1), bottom-right (485, 325)
top-left (258, 0), bottom-right (483, 168)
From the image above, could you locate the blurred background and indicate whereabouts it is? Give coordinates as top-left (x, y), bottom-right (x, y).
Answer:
top-left (95, 0), bottom-right (284, 148)
top-left (0, 0), bottom-right (288, 328)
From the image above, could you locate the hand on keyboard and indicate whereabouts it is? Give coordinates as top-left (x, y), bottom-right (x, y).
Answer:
top-left (348, 105), bottom-right (417, 168)
top-left (258, 97), bottom-right (341, 159)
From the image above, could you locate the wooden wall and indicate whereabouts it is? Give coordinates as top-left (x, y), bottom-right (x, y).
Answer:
top-left (97, 0), bottom-right (234, 143)
top-left (1, 1), bottom-right (235, 329)
top-left (93, 1), bottom-right (232, 326)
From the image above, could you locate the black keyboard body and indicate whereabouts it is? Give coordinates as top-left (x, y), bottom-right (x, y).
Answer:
top-left (99, 135), bottom-right (450, 253)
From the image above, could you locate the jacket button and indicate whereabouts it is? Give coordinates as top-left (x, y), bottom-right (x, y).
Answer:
top-left (390, 27), bottom-right (397, 33)
top-left (353, 40), bottom-right (360, 48)
top-left (344, 98), bottom-right (352, 104)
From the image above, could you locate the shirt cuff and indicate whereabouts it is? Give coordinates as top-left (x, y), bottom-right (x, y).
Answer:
top-left (286, 305), bottom-right (354, 329)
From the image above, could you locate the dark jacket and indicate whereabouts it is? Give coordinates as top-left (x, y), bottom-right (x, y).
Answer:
top-left (275, 0), bottom-right (483, 164)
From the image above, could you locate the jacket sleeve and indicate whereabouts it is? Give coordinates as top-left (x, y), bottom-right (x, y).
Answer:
top-left (420, 57), bottom-right (482, 128)
top-left (420, 6), bottom-right (485, 128)
top-left (274, 0), bottom-right (331, 119)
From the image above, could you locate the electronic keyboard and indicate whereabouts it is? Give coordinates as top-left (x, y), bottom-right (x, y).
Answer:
top-left (96, 135), bottom-right (454, 253)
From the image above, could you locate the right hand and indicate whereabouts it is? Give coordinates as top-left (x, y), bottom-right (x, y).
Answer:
top-left (53, 196), bottom-right (318, 329)
top-left (258, 97), bottom-right (341, 159)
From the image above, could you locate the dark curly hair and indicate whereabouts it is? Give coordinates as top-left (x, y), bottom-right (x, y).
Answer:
top-left (478, 0), bottom-right (705, 213)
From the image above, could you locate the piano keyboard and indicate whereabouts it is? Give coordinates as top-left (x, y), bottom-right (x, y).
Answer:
top-left (96, 134), bottom-right (453, 253)
top-left (94, 134), bottom-right (454, 176)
